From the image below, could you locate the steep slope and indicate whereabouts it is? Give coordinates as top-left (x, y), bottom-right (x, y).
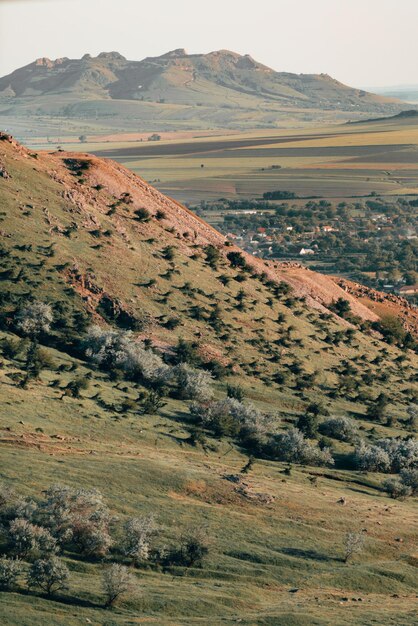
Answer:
top-left (0, 50), bottom-right (404, 133)
top-left (0, 129), bottom-right (416, 394)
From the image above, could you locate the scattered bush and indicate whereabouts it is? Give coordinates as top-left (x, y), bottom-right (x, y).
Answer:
top-left (171, 363), bottom-right (213, 401)
top-left (9, 519), bottom-right (57, 559)
top-left (102, 563), bottom-right (135, 608)
top-left (319, 417), bottom-right (359, 442)
top-left (123, 515), bottom-right (157, 564)
top-left (84, 326), bottom-right (169, 384)
top-left (190, 397), bottom-right (270, 450)
top-left (376, 438), bottom-right (418, 473)
top-left (268, 428), bottom-right (334, 466)
top-left (0, 557), bottom-right (22, 590)
top-left (15, 301), bottom-right (53, 337)
top-left (400, 468), bottom-right (418, 494)
top-left (40, 485), bottom-right (113, 557)
top-left (382, 477), bottom-right (412, 500)
top-left (353, 443), bottom-right (391, 472)
top-left (27, 557), bottom-right (69, 596)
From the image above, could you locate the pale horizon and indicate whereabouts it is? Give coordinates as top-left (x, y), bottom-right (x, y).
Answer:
top-left (1, 0), bottom-right (418, 90)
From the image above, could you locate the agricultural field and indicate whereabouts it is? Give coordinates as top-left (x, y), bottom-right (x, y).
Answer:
top-left (26, 115), bottom-right (418, 205)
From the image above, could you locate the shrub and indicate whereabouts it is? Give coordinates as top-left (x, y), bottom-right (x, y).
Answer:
top-left (400, 468), bottom-right (418, 494)
top-left (0, 557), bottom-right (22, 590)
top-left (171, 363), bottom-right (213, 401)
top-left (40, 485), bottom-right (113, 557)
top-left (9, 519), bottom-right (57, 559)
top-left (382, 477), bottom-right (412, 500)
top-left (376, 438), bottom-right (418, 473)
top-left (353, 443), bottom-right (391, 473)
top-left (15, 301), bottom-right (53, 337)
top-left (133, 208), bottom-right (151, 222)
top-left (296, 413), bottom-right (319, 439)
top-left (190, 398), bottom-right (270, 449)
top-left (268, 428), bottom-right (334, 466)
top-left (226, 251), bottom-right (248, 269)
top-left (84, 326), bottom-right (169, 384)
top-left (27, 557), bottom-right (69, 596)
top-left (319, 417), bottom-right (359, 442)
top-left (123, 515), bottom-right (157, 564)
top-left (102, 563), bottom-right (135, 608)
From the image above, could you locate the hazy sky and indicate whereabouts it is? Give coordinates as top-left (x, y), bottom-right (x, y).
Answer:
top-left (0, 0), bottom-right (417, 88)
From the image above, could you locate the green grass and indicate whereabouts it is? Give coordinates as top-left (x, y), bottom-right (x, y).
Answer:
top-left (0, 135), bottom-right (416, 624)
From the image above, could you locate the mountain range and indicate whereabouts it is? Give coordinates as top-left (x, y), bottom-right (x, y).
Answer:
top-left (0, 50), bottom-right (406, 133)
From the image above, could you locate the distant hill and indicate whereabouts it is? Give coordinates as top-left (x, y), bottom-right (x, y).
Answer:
top-left (348, 109), bottom-right (418, 125)
top-left (0, 50), bottom-right (405, 134)
top-left (374, 85), bottom-right (418, 104)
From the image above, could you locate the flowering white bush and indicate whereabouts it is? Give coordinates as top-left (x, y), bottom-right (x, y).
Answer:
top-left (15, 302), bottom-right (53, 337)
top-left (84, 326), bottom-right (169, 383)
top-left (271, 427), bottom-right (334, 466)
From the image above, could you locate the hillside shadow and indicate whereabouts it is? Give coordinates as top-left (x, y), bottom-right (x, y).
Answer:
top-left (281, 547), bottom-right (337, 562)
top-left (19, 588), bottom-right (102, 609)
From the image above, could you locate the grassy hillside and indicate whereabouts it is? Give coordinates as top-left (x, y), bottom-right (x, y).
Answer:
top-left (0, 133), bottom-right (416, 625)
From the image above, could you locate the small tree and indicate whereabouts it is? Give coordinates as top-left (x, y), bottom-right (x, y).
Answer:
top-left (296, 413), bottom-right (319, 439)
top-left (140, 389), bottom-right (166, 415)
top-left (123, 515), bottom-right (157, 565)
top-left (0, 557), bottom-right (22, 590)
top-left (27, 557), bottom-right (69, 596)
top-left (204, 245), bottom-right (221, 269)
top-left (344, 531), bottom-right (365, 563)
top-left (178, 526), bottom-right (209, 568)
top-left (102, 563), bottom-right (135, 608)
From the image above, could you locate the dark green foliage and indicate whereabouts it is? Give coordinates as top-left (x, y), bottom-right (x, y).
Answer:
top-left (226, 384), bottom-right (245, 402)
top-left (204, 244), bottom-right (221, 269)
top-left (133, 207), bottom-right (151, 222)
top-left (140, 390), bottom-right (166, 414)
top-left (296, 413), bottom-right (319, 438)
top-left (65, 375), bottom-right (90, 398)
top-left (226, 251), bottom-right (248, 269)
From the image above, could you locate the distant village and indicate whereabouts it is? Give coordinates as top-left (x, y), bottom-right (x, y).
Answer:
top-left (194, 195), bottom-right (418, 300)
